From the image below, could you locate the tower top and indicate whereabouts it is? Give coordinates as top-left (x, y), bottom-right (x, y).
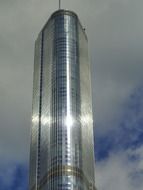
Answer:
top-left (51, 9), bottom-right (78, 19)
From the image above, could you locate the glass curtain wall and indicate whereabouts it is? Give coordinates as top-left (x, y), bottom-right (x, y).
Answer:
top-left (29, 10), bottom-right (95, 190)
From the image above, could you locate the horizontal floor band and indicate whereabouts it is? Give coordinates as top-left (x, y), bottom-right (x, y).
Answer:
top-left (30, 165), bottom-right (96, 190)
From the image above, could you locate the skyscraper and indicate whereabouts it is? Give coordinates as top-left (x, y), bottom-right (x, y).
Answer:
top-left (29, 9), bottom-right (96, 190)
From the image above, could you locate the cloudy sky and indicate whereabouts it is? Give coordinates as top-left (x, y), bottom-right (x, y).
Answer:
top-left (0, 0), bottom-right (143, 189)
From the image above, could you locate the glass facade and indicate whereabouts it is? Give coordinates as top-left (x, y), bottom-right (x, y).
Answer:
top-left (29, 10), bottom-right (96, 190)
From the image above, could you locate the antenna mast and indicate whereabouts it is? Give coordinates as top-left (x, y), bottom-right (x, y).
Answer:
top-left (59, 0), bottom-right (61, 9)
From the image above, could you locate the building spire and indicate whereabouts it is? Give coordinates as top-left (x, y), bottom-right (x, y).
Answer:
top-left (59, 0), bottom-right (61, 9)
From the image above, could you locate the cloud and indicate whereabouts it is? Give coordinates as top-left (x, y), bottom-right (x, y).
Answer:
top-left (1, 0), bottom-right (143, 188)
top-left (96, 146), bottom-right (143, 190)
top-left (1, 0), bottom-right (143, 161)
top-left (95, 85), bottom-right (143, 189)
top-left (91, 0), bottom-right (143, 135)
top-left (96, 85), bottom-right (143, 160)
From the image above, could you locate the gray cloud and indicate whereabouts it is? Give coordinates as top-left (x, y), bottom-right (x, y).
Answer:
top-left (0, 0), bottom-right (143, 171)
top-left (96, 146), bottom-right (143, 190)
